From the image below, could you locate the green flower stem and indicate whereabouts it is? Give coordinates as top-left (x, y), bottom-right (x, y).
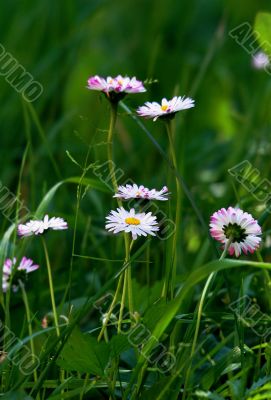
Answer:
top-left (118, 238), bottom-right (134, 332)
top-left (107, 102), bottom-right (120, 199)
top-left (98, 273), bottom-right (124, 342)
top-left (165, 119), bottom-right (181, 299)
top-left (42, 237), bottom-right (60, 337)
top-left (118, 269), bottom-right (128, 333)
top-left (183, 238), bottom-right (233, 399)
top-left (105, 100), bottom-right (135, 335)
top-left (126, 239), bottom-right (134, 316)
top-left (19, 280), bottom-right (38, 386)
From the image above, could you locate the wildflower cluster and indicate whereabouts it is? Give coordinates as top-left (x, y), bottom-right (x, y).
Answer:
top-left (87, 74), bottom-right (194, 121)
top-left (107, 184), bottom-right (169, 240)
top-left (87, 74), bottom-right (263, 256)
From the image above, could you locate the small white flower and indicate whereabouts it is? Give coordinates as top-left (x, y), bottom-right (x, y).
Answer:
top-left (87, 75), bottom-right (146, 95)
top-left (137, 96), bottom-right (195, 121)
top-left (2, 256), bottom-right (39, 292)
top-left (113, 184), bottom-right (169, 201)
top-left (252, 51), bottom-right (270, 70)
top-left (18, 215), bottom-right (68, 237)
top-left (210, 207), bottom-right (262, 257)
top-left (105, 207), bottom-right (159, 240)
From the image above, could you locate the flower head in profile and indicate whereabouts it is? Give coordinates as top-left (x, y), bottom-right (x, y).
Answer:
top-left (18, 215), bottom-right (68, 237)
top-left (87, 75), bottom-right (146, 102)
top-left (210, 207), bottom-right (262, 257)
top-left (252, 51), bottom-right (270, 70)
top-left (2, 257), bottom-right (39, 292)
top-left (105, 207), bottom-right (159, 240)
top-left (137, 96), bottom-right (195, 121)
top-left (113, 184), bottom-right (169, 201)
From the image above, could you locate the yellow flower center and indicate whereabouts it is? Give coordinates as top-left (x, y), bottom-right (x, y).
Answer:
top-left (161, 104), bottom-right (168, 111)
top-left (125, 217), bottom-right (140, 225)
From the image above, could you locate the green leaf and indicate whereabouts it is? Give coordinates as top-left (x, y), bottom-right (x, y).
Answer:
top-left (57, 327), bottom-right (108, 376)
top-left (34, 176), bottom-right (110, 218)
top-left (246, 378), bottom-right (271, 399)
top-left (125, 259), bottom-right (271, 394)
top-left (2, 391), bottom-right (33, 400)
top-left (141, 377), bottom-right (180, 400)
top-left (34, 181), bottom-right (63, 218)
top-left (109, 334), bottom-right (130, 357)
top-left (254, 12), bottom-right (271, 53)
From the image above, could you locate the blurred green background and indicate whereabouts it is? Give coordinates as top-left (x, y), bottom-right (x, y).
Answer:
top-left (1, 0), bottom-right (271, 321)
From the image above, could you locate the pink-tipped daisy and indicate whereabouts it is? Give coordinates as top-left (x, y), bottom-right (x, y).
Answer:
top-left (113, 184), bottom-right (169, 201)
top-left (87, 75), bottom-right (146, 102)
top-left (210, 207), bottom-right (262, 257)
top-left (252, 51), bottom-right (270, 70)
top-left (18, 215), bottom-right (68, 237)
top-left (2, 257), bottom-right (39, 292)
top-left (137, 96), bottom-right (195, 121)
top-left (105, 207), bottom-right (159, 240)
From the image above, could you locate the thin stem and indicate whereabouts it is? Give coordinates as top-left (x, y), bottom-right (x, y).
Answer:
top-left (126, 239), bottom-right (134, 316)
top-left (118, 238), bottom-right (134, 332)
top-left (183, 238), bottom-right (233, 399)
top-left (19, 281), bottom-right (38, 385)
top-left (118, 269), bottom-right (128, 333)
top-left (98, 273), bottom-right (124, 342)
top-left (42, 238), bottom-right (60, 337)
top-left (107, 102), bottom-right (120, 199)
top-left (80, 373), bottom-right (90, 400)
top-left (165, 119), bottom-right (181, 299)
top-left (103, 100), bottom-right (135, 341)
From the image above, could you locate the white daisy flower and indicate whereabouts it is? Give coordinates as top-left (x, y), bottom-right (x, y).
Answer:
top-left (18, 215), bottom-right (68, 237)
top-left (210, 207), bottom-right (262, 257)
top-left (112, 75), bottom-right (147, 93)
top-left (105, 207), bottom-right (159, 240)
top-left (252, 51), bottom-right (270, 70)
top-left (2, 256), bottom-right (39, 292)
top-left (137, 96), bottom-right (195, 121)
top-left (113, 184), bottom-right (169, 201)
top-left (87, 75), bottom-right (146, 102)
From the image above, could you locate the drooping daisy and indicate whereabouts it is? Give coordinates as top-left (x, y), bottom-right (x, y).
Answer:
top-left (18, 215), bottom-right (68, 237)
top-left (2, 257), bottom-right (39, 292)
top-left (252, 51), bottom-right (270, 70)
top-left (137, 96), bottom-right (195, 121)
top-left (113, 184), bottom-right (169, 201)
top-left (87, 75), bottom-right (146, 102)
top-left (105, 207), bottom-right (159, 240)
top-left (210, 207), bottom-right (262, 257)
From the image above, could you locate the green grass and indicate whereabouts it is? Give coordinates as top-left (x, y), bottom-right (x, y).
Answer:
top-left (1, 0), bottom-right (271, 399)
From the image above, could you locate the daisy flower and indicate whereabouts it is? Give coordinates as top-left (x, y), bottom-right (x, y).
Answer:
top-left (210, 207), bottom-right (262, 257)
top-left (18, 215), bottom-right (68, 237)
top-left (2, 257), bottom-right (39, 292)
top-left (252, 51), bottom-right (270, 70)
top-left (105, 207), bottom-right (159, 240)
top-left (87, 75), bottom-right (146, 102)
top-left (137, 96), bottom-right (195, 121)
top-left (113, 75), bottom-right (147, 93)
top-left (113, 184), bottom-right (169, 201)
